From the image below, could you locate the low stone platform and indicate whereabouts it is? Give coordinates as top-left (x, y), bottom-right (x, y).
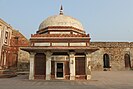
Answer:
top-left (0, 69), bottom-right (17, 78)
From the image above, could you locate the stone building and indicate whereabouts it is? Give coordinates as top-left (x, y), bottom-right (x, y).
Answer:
top-left (0, 18), bottom-right (29, 74)
top-left (90, 42), bottom-right (133, 71)
top-left (0, 18), bottom-right (12, 69)
top-left (21, 6), bottom-right (98, 80)
top-left (10, 30), bottom-right (29, 70)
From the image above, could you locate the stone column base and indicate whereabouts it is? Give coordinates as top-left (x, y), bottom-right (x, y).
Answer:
top-left (46, 74), bottom-right (51, 80)
top-left (29, 75), bottom-right (34, 80)
top-left (86, 75), bottom-right (91, 80)
top-left (70, 76), bottom-right (75, 80)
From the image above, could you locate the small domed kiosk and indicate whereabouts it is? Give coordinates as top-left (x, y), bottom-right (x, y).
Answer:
top-left (22, 6), bottom-right (98, 80)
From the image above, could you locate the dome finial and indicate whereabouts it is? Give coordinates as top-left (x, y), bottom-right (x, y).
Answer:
top-left (60, 5), bottom-right (63, 15)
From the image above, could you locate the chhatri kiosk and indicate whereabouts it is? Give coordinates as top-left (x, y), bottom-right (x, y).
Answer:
top-left (22, 6), bottom-right (98, 80)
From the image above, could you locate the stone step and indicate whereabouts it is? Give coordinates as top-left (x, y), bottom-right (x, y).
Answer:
top-left (0, 69), bottom-right (17, 78)
top-left (16, 71), bottom-right (29, 75)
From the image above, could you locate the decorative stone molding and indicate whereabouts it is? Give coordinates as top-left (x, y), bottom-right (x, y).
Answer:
top-left (34, 43), bottom-right (50, 46)
top-left (45, 51), bottom-right (52, 59)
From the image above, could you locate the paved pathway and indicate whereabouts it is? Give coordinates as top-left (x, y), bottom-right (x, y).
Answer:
top-left (0, 71), bottom-right (133, 89)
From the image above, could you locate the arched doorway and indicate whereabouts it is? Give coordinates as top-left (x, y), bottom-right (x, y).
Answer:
top-left (35, 53), bottom-right (46, 79)
top-left (124, 54), bottom-right (131, 68)
top-left (103, 54), bottom-right (110, 68)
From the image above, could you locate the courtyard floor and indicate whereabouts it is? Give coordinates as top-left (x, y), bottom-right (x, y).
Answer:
top-left (0, 71), bottom-right (133, 89)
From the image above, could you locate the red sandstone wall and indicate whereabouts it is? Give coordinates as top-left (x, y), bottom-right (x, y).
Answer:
top-left (7, 30), bottom-right (29, 69)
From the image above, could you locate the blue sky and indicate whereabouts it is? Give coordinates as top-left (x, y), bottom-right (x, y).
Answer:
top-left (0, 0), bottom-right (133, 42)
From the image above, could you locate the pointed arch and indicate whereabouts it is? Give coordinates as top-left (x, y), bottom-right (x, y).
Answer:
top-left (103, 54), bottom-right (110, 68)
top-left (124, 54), bottom-right (131, 68)
top-left (35, 53), bottom-right (46, 76)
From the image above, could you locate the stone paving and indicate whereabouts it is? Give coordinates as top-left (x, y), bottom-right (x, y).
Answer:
top-left (0, 71), bottom-right (133, 89)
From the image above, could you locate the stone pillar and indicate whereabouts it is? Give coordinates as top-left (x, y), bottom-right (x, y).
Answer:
top-left (86, 52), bottom-right (92, 80)
top-left (3, 52), bottom-right (7, 67)
top-left (0, 48), bottom-right (1, 66)
top-left (0, 52), bottom-right (4, 68)
top-left (29, 52), bottom-right (36, 80)
top-left (45, 51), bottom-right (52, 80)
top-left (69, 52), bottom-right (75, 80)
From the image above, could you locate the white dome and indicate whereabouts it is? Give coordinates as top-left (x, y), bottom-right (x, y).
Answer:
top-left (39, 15), bottom-right (84, 31)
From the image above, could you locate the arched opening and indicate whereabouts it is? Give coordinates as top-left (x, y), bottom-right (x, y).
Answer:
top-left (75, 57), bottom-right (85, 79)
top-left (103, 54), bottom-right (110, 68)
top-left (35, 53), bottom-right (46, 79)
top-left (124, 54), bottom-right (131, 68)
